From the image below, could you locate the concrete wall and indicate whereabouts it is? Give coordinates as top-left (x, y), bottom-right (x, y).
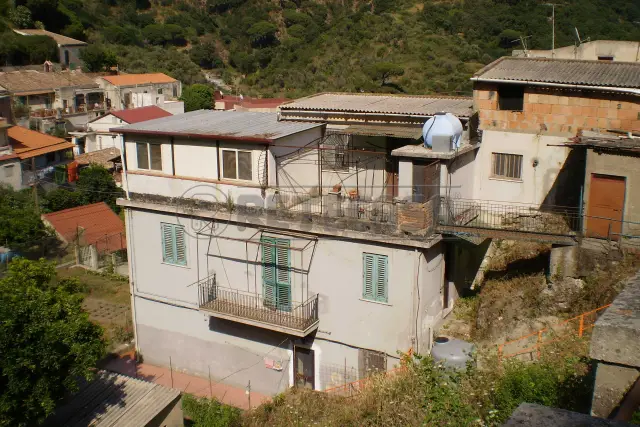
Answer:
top-left (441, 148), bottom-right (477, 200)
top-left (0, 158), bottom-right (22, 190)
top-left (473, 130), bottom-right (573, 205)
top-left (474, 83), bottom-right (640, 135)
top-left (100, 81), bottom-right (182, 110)
top-left (583, 150), bottom-right (640, 238)
top-left (126, 207), bottom-right (445, 394)
top-left (513, 40), bottom-right (640, 62)
top-left (59, 45), bottom-right (84, 68)
top-left (86, 114), bottom-right (127, 152)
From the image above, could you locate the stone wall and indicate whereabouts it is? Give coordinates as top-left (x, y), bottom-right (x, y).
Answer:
top-left (474, 82), bottom-right (640, 134)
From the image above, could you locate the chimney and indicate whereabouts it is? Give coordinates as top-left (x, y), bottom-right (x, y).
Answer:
top-left (43, 61), bottom-right (53, 72)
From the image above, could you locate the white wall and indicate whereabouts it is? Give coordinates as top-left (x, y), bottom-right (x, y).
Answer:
top-left (270, 127), bottom-right (324, 193)
top-left (86, 114), bottom-right (127, 152)
top-left (442, 148), bottom-right (477, 200)
top-left (474, 130), bottom-right (570, 205)
top-left (127, 207), bottom-right (445, 393)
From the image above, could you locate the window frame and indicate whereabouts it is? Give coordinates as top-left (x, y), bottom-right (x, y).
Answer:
top-left (221, 148), bottom-right (253, 181)
top-left (497, 84), bottom-right (525, 111)
top-left (362, 253), bottom-right (389, 303)
top-left (491, 152), bottom-right (523, 181)
top-left (160, 223), bottom-right (187, 266)
top-left (261, 236), bottom-right (291, 311)
top-left (136, 142), bottom-right (163, 171)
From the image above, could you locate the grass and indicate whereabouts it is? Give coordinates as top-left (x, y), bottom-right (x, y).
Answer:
top-left (57, 266), bottom-right (130, 306)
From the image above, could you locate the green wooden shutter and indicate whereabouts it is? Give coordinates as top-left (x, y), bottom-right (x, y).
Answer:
top-left (261, 236), bottom-right (277, 306)
top-left (174, 226), bottom-right (187, 266)
top-left (363, 254), bottom-right (388, 303)
top-left (375, 255), bottom-right (388, 303)
top-left (161, 223), bottom-right (175, 263)
top-left (363, 254), bottom-right (375, 300)
top-left (275, 238), bottom-right (291, 311)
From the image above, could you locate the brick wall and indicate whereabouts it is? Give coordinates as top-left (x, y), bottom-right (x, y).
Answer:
top-left (474, 82), bottom-right (640, 134)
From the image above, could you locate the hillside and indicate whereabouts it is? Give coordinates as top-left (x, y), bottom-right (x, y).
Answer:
top-left (1, 0), bottom-right (639, 98)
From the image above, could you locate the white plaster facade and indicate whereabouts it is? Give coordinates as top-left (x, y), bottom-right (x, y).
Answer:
top-left (513, 40), bottom-right (640, 62)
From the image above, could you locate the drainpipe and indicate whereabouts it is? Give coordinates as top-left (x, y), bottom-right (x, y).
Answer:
top-left (413, 248), bottom-right (420, 354)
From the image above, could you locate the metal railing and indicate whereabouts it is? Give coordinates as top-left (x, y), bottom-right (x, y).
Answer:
top-left (438, 197), bottom-right (582, 237)
top-left (274, 190), bottom-right (398, 225)
top-left (197, 274), bottom-right (319, 333)
top-left (497, 304), bottom-right (611, 361)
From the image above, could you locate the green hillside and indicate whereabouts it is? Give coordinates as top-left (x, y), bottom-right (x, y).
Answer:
top-left (1, 0), bottom-right (639, 97)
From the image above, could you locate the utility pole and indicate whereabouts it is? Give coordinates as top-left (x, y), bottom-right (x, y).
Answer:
top-left (544, 3), bottom-right (562, 58)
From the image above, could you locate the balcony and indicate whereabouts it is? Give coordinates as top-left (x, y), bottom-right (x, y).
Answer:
top-left (197, 274), bottom-right (319, 337)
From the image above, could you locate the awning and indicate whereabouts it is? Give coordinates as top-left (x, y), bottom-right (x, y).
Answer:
top-left (339, 124), bottom-right (422, 139)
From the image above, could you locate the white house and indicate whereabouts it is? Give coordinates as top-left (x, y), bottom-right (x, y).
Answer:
top-left (76, 105), bottom-right (173, 154)
top-left (114, 110), bottom-right (458, 395)
top-left (97, 73), bottom-right (183, 112)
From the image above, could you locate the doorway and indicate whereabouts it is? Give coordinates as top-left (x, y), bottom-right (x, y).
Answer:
top-left (385, 158), bottom-right (398, 202)
top-left (586, 174), bottom-right (625, 241)
top-left (294, 346), bottom-right (315, 389)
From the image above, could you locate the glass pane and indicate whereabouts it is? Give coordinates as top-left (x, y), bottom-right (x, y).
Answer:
top-left (136, 143), bottom-right (149, 169)
top-left (222, 150), bottom-right (237, 179)
top-left (150, 144), bottom-right (162, 171)
top-left (238, 151), bottom-right (252, 180)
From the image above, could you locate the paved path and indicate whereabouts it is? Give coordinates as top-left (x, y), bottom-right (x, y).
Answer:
top-left (103, 352), bottom-right (270, 410)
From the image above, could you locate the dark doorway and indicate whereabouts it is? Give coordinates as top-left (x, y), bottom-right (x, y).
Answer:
top-left (294, 346), bottom-right (315, 389)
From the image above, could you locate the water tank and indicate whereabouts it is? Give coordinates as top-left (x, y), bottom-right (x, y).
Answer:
top-left (430, 336), bottom-right (474, 370)
top-left (422, 112), bottom-right (463, 150)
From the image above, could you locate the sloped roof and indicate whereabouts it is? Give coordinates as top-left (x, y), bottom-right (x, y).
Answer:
top-left (112, 110), bottom-right (324, 143)
top-left (13, 29), bottom-right (87, 46)
top-left (0, 70), bottom-right (98, 94)
top-left (43, 370), bottom-right (180, 427)
top-left (8, 126), bottom-right (74, 159)
top-left (110, 105), bottom-right (172, 124)
top-left (279, 92), bottom-right (474, 118)
top-left (101, 73), bottom-right (177, 87)
top-left (473, 57), bottom-right (640, 89)
top-left (42, 202), bottom-right (125, 252)
top-left (74, 147), bottom-right (121, 168)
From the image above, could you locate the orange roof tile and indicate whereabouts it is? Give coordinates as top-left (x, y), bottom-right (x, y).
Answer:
top-left (8, 126), bottom-right (74, 159)
top-left (42, 202), bottom-right (125, 253)
top-left (101, 73), bottom-right (177, 87)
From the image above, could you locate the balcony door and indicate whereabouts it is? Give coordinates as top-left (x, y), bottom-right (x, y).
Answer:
top-left (261, 237), bottom-right (291, 311)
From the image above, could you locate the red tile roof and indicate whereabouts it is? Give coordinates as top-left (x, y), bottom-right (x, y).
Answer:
top-left (110, 105), bottom-right (172, 124)
top-left (42, 202), bottom-right (126, 253)
top-left (8, 126), bottom-right (74, 159)
top-left (101, 73), bottom-right (176, 87)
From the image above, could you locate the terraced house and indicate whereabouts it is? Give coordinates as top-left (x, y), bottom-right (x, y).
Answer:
top-left (114, 100), bottom-right (480, 395)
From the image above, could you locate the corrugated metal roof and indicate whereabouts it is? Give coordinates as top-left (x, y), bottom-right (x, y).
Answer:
top-left (113, 110), bottom-right (324, 142)
top-left (44, 370), bottom-right (180, 427)
top-left (340, 124), bottom-right (422, 139)
top-left (279, 93), bottom-right (474, 118)
top-left (474, 57), bottom-right (640, 88)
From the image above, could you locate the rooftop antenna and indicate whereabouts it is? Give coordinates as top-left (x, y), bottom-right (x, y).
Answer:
top-left (544, 3), bottom-right (563, 58)
top-left (512, 35), bottom-right (533, 56)
top-left (574, 27), bottom-right (582, 46)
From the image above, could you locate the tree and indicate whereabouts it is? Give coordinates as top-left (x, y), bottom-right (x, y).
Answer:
top-left (365, 62), bottom-right (405, 86)
top-left (9, 6), bottom-right (33, 29)
top-left (41, 188), bottom-right (84, 213)
top-left (180, 84), bottom-right (214, 112)
top-left (0, 185), bottom-right (50, 252)
top-left (247, 21), bottom-right (278, 48)
top-left (0, 259), bottom-right (105, 426)
top-left (76, 165), bottom-right (124, 211)
top-left (80, 44), bottom-right (117, 72)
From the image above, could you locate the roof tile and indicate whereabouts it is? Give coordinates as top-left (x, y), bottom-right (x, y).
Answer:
top-left (8, 126), bottom-right (74, 159)
top-left (101, 73), bottom-right (177, 86)
top-left (110, 105), bottom-right (172, 124)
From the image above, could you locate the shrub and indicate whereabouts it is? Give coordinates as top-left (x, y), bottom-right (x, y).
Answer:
top-left (182, 394), bottom-right (242, 427)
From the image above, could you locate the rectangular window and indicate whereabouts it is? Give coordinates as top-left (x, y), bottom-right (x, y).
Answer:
top-left (136, 142), bottom-right (162, 171)
top-left (161, 223), bottom-right (187, 266)
top-left (362, 253), bottom-right (388, 303)
top-left (157, 88), bottom-right (163, 95)
top-left (4, 165), bottom-right (14, 178)
top-left (498, 85), bottom-right (525, 111)
top-left (222, 149), bottom-right (252, 181)
top-left (492, 153), bottom-right (523, 180)
top-left (261, 236), bottom-right (291, 311)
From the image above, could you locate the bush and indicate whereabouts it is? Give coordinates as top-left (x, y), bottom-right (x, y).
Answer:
top-left (182, 394), bottom-right (241, 427)
top-left (80, 44), bottom-right (117, 72)
top-left (180, 84), bottom-right (214, 112)
top-left (0, 32), bottom-right (58, 66)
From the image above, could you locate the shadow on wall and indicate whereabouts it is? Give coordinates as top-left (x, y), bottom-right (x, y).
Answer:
top-left (209, 316), bottom-right (292, 349)
top-left (540, 148), bottom-right (586, 211)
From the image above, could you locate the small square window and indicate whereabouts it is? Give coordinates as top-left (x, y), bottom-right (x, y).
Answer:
top-left (161, 223), bottom-right (187, 266)
top-left (362, 253), bottom-right (388, 303)
top-left (158, 88), bottom-right (163, 95)
top-left (136, 142), bottom-right (162, 171)
top-left (492, 152), bottom-right (523, 180)
top-left (498, 85), bottom-right (525, 111)
top-left (222, 149), bottom-right (252, 181)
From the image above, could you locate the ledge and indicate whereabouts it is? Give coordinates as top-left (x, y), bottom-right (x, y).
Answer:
top-left (201, 309), bottom-right (319, 337)
top-left (391, 142), bottom-right (479, 160)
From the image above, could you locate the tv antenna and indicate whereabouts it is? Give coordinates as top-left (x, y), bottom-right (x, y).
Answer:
top-left (512, 35), bottom-right (533, 56)
top-left (574, 27), bottom-right (582, 46)
top-left (544, 3), bottom-right (563, 57)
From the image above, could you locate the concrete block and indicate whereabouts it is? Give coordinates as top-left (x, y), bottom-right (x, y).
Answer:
top-left (591, 363), bottom-right (640, 418)
top-left (504, 403), bottom-right (634, 427)
top-left (549, 244), bottom-right (578, 280)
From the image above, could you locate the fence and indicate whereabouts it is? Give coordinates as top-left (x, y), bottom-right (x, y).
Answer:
top-left (438, 197), bottom-right (582, 237)
top-left (76, 232), bottom-right (127, 272)
top-left (197, 274), bottom-right (319, 333)
top-left (497, 304), bottom-right (611, 361)
top-left (275, 190), bottom-right (398, 225)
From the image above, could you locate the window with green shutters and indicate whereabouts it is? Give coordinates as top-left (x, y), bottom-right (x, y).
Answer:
top-left (261, 236), bottom-right (291, 311)
top-left (161, 223), bottom-right (187, 266)
top-left (362, 253), bottom-right (388, 303)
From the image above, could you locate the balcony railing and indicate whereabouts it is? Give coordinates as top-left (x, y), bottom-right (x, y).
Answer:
top-left (275, 190), bottom-right (398, 225)
top-left (437, 197), bottom-right (582, 238)
top-left (197, 274), bottom-right (319, 337)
